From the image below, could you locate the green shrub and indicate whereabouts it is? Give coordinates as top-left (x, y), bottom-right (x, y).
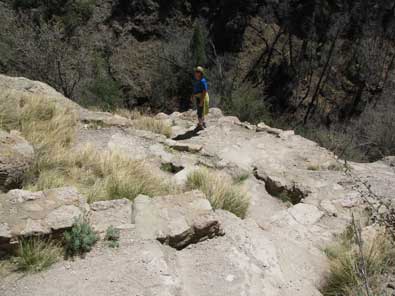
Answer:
top-left (186, 168), bottom-right (250, 218)
top-left (105, 226), bottom-right (120, 248)
top-left (14, 237), bottom-right (62, 272)
top-left (64, 220), bottom-right (98, 257)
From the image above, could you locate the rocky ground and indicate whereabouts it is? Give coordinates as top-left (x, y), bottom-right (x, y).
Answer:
top-left (0, 75), bottom-right (395, 295)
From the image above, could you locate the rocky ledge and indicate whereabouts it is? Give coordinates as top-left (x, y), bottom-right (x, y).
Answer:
top-left (0, 75), bottom-right (394, 296)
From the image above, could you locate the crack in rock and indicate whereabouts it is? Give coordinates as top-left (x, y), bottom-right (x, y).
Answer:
top-left (253, 168), bottom-right (309, 205)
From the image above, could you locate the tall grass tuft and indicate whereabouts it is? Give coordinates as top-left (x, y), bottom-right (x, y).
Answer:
top-left (186, 168), bottom-right (250, 218)
top-left (27, 145), bottom-right (174, 202)
top-left (14, 237), bottom-right (62, 273)
top-left (322, 228), bottom-right (395, 296)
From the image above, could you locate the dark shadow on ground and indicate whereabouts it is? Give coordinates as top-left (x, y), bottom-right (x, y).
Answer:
top-left (172, 127), bottom-right (202, 141)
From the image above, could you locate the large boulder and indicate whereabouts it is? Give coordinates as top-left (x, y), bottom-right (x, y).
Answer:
top-left (132, 191), bottom-right (224, 250)
top-left (0, 74), bottom-right (80, 111)
top-left (0, 130), bottom-right (34, 192)
top-left (0, 187), bottom-right (88, 250)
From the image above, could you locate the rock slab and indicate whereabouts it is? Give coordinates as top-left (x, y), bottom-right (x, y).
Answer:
top-left (0, 187), bottom-right (87, 249)
top-left (89, 198), bottom-right (132, 233)
top-left (132, 191), bottom-right (224, 249)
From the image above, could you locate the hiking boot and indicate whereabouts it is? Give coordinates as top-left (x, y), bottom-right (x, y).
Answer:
top-left (194, 124), bottom-right (204, 131)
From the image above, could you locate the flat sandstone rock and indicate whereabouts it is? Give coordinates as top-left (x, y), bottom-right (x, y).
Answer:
top-left (132, 190), bottom-right (224, 249)
top-left (0, 187), bottom-right (88, 249)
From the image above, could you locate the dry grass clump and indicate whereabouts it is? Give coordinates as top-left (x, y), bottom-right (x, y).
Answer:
top-left (0, 91), bottom-right (77, 185)
top-left (28, 146), bottom-right (174, 203)
top-left (116, 108), bottom-right (172, 138)
top-left (0, 91), bottom-right (174, 201)
top-left (132, 117), bottom-right (172, 138)
top-left (186, 168), bottom-right (250, 218)
top-left (322, 227), bottom-right (395, 296)
top-left (0, 91), bottom-right (77, 146)
top-left (114, 108), bottom-right (142, 120)
top-left (14, 237), bottom-right (62, 273)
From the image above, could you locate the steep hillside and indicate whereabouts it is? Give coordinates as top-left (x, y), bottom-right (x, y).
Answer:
top-left (0, 0), bottom-right (395, 159)
top-left (1, 75), bottom-right (395, 296)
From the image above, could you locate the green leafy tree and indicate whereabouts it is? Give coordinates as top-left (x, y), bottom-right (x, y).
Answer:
top-left (84, 55), bottom-right (122, 110)
top-left (190, 23), bottom-right (207, 67)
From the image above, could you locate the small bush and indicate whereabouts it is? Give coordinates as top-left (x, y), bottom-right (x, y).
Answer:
top-left (14, 237), bottom-right (62, 272)
top-left (64, 220), bottom-right (98, 258)
top-left (105, 226), bottom-right (120, 248)
top-left (132, 116), bottom-right (172, 138)
top-left (186, 168), bottom-right (250, 218)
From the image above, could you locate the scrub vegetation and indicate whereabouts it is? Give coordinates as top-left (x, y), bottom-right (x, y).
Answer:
top-left (0, 91), bottom-right (174, 202)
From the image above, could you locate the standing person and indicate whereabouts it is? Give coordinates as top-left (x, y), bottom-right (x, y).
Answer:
top-left (191, 66), bottom-right (209, 130)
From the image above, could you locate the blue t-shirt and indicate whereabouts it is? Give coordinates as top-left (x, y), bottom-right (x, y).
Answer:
top-left (193, 78), bottom-right (208, 94)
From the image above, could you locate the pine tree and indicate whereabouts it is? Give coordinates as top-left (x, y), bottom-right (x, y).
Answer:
top-left (190, 23), bottom-right (207, 67)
